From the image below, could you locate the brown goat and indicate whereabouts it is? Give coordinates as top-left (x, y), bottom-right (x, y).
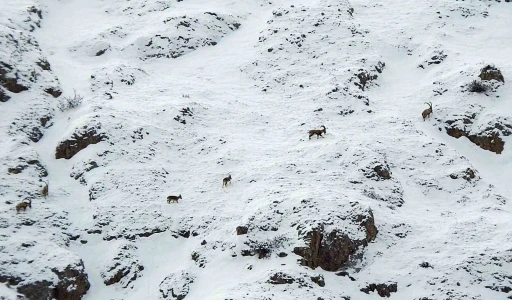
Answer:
top-left (308, 125), bottom-right (327, 139)
top-left (422, 102), bottom-right (433, 121)
top-left (41, 181), bottom-right (49, 197)
top-left (222, 175), bottom-right (232, 187)
top-left (167, 194), bottom-right (182, 203)
top-left (15, 200), bottom-right (31, 213)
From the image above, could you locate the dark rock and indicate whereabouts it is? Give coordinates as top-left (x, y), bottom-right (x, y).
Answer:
top-left (268, 272), bottom-right (295, 284)
top-left (462, 168), bottom-right (476, 181)
top-left (236, 226), bottom-right (248, 235)
top-left (419, 261), bottom-right (433, 268)
top-left (55, 126), bottom-right (107, 159)
top-left (277, 252), bottom-right (288, 257)
top-left (44, 87), bottom-right (62, 98)
top-left (361, 282), bottom-right (398, 298)
top-left (479, 65), bottom-right (504, 83)
top-left (15, 261), bottom-right (90, 300)
top-left (178, 230), bottom-right (191, 238)
top-left (201, 240), bottom-right (207, 245)
top-left (101, 243), bottom-right (144, 288)
top-left (373, 165), bottom-right (391, 180)
top-left (36, 59), bottom-right (51, 71)
top-left (159, 271), bottom-right (194, 300)
top-left (240, 250), bottom-right (253, 257)
top-left (311, 275), bottom-right (325, 287)
top-left (293, 209), bottom-right (377, 271)
top-left (446, 126), bottom-right (505, 154)
top-left (8, 166), bottom-right (26, 174)
top-left (52, 263), bottom-right (90, 300)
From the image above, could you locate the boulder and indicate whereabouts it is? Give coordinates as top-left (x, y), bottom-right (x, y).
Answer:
top-left (55, 125), bottom-right (107, 159)
top-left (101, 242), bottom-right (144, 288)
top-left (293, 208), bottom-right (377, 271)
top-left (159, 271), bottom-right (195, 300)
top-left (479, 65), bottom-right (504, 83)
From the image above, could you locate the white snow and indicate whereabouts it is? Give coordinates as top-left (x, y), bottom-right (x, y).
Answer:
top-left (1, 0), bottom-right (512, 299)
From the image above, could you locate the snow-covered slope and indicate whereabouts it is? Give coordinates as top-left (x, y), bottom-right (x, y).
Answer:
top-left (1, 0), bottom-right (512, 299)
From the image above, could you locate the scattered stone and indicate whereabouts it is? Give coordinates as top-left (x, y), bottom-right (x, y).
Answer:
top-left (361, 282), bottom-right (398, 297)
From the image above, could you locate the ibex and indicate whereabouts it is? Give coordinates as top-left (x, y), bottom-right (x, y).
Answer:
top-left (422, 102), bottom-right (433, 121)
top-left (15, 199), bottom-right (31, 213)
top-left (308, 125), bottom-right (327, 139)
top-left (222, 175), bottom-right (232, 187)
top-left (167, 194), bottom-right (182, 203)
top-left (41, 181), bottom-right (49, 197)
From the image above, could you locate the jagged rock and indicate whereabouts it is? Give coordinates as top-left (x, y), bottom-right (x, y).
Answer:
top-left (159, 271), bottom-right (195, 300)
top-left (450, 168), bottom-right (477, 182)
top-left (0, 63), bottom-right (29, 94)
top-left (55, 125), bottom-right (107, 159)
top-left (101, 242), bottom-right (144, 288)
top-left (236, 226), bottom-right (248, 235)
top-left (10, 260), bottom-right (90, 300)
top-left (361, 282), bottom-right (398, 297)
top-left (479, 65), bottom-right (504, 83)
top-left (311, 274), bottom-right (325, 287)
top-left (293, 208), bottom-right (377, 271)
top-left (242, 235), bottom-right (289, 259)
top-left (44, 87), bottom-right (62, 98)
top-left (444, 112), bottom-right (512, 154)
top-left (268, 272), bottom-right (295, 284)
top-left (446, 125), bottom-right (505, 154)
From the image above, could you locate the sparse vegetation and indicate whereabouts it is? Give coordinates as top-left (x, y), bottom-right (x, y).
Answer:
top-left (468, 80), bottom-right (489, 93)
top-left (57, 89), bottom-right (83, 111)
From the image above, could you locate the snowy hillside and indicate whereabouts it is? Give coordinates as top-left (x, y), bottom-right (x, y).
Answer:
top-left (1, 0), bottom-right (512, 299)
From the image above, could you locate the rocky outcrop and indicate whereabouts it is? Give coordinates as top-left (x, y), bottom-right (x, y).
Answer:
top-left (479, 65), bottom-right (504, 83)
top-left (0, 63), bottom-right (29, 95)
top-left (8, 260), bottom-right (90, 300)
top-left (101, 242), bottom-right (144, 288)
top-left (159, 271), bottom-right (195, 300)
top-left (55, 125), bottom-right (107, 159)
top-left (361, 282), bottom-right (398, 297)
top-left (445, 114), bottom-right (511, 154)
top-left (293, 208), bottom-right (377, 271)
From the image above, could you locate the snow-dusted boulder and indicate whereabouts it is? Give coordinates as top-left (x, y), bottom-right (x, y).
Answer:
top-left (293, 203), bottom-right (377, 271)
top-left (159, 271), bottom-right (195, 300)
top-left (101, 242), bottom-right (144, 288)
top-left (0, 241), bottom-right (90, 300)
